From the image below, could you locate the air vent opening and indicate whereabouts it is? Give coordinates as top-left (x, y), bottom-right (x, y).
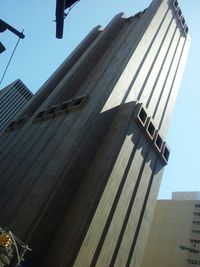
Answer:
top-left (147, 121), bottom-right (155, 139)
top-left (138, 107), bottom-right (147, 125)
top-left (155, 134), bottom-right (163, 151)
top-left (181, 16), bottom-right (185, 27)
top-left (6, 121), bottom-right (15, 129)
top-left (69, 95), bottom-right (87, 111)
top-left (177, 8), bottom-right (182, 18)
top-left (55, 101), bottom-right (72, 115)
top-left (72, 98), bottom-right (83, 106)
top-left (163, 145), bottom-right (170, 162)
top-left (17, 116), bottom-right (28, 124)
top-left (184, 25), bottom-right (189, 34)
top-left (59, 101), bottom-right (71, 111)
top-left (46, 105), bottom-right (59, 115)
top-left (33, 111), bottom-right (46, 122)
top-left (173, 0), bottom-right (178, 10)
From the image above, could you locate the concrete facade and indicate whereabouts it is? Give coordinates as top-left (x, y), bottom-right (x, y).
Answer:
top-left (0, 0), bottom-right (190, 266)
top-left (141, 194), bottom-right (200, 267)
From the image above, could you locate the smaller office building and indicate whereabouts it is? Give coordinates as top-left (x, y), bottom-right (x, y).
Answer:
top-left (141, 192), bottom-right (200, 267)
top-left (0, 79), bottom-right (32, 131)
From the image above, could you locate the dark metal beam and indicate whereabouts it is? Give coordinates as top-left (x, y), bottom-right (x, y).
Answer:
top-left (0, 19), bottom-right (25, 39)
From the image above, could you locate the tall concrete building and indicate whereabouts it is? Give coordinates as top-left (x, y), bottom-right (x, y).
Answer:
top-left (0, 0), bottom-right (190, 266)
top-left (0, 79), bottom-right (32, 131)
top-left (141, 192), bottom-right (200, 267)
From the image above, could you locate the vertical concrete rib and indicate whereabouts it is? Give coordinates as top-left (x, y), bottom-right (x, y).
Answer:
top-left (128, 159), bottom-right (161, 267)
top-left (19, 26), bottom-right (103, 118)
top-left (151, 34), bottom-right (184, 120)
top-left (0, 26), bottom-right (102, 154)
top-left (139, 19), bottom-right (177, 105)
top-left (0, 120), bottom-right (62, 213)
top-left (89, 135), bottom-right (144, 267)
top-left (0, 106), bottom-right (88, 224)
top-left (0, 13), bottom-right (125, 185)
top-left (133, 10), bottom-right (173, 101)
top-left (125, 158), bottom-right (158, 267)
top-left (130, 165), bottom-right (163, 267)
top-left (158, 36), bottom-right (190, 136)
top-left (110, 149), bottom-right (157, 267)
top-left (41, 13), bottom-right (128, 108)
top-left (72, 110), bottom-right (139, 267)
top-left (147, 29), bottom-right (181, 118)
top-left (112, 3), bottom-right (169, 106)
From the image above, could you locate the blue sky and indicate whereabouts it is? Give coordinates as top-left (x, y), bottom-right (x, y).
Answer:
top-left (1, 0), bottom-right (199, 199)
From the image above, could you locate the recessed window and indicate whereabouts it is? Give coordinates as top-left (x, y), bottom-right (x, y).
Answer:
top-left (188, 248), bottom-right (200, 254)
top-left (187, 259), bottom-right (200, 265)
top-left (60, 101), bottom-right (71, 111)
top-left (47, 105), bottom-right (58, 114)
top-left (177, 8), bottom-right (182, 18)
top-left (142, 8), bottom-right (147, 14)
top-left (44, 105), bottom-right (59, 118)
top-left (55, 100), bottom-right (72, 115)
top-left (6, 121), bottom-right (15, 129)
top-left (137, 107), bottom-right (147, 125)
top-left (17, 116), bottom-right (29, 124)
top-left (173, 0), bottom-right (178, 9)
top-left (72, 97), bottom-right (83, 106)
top-left (181, 16), bottom-right (185, 27)
top-left (134, 11), bottom-right (142, 18)
top-left (191, 240), bottom-right (200, 244)
top-left (13, 116), bottom-right (29, 128)
top-left (184, 25), bottom-right (189, 34)
top-left (193, 221), bottom-right (200, 225)
top-left (195, 204), bottom-right (200, 208)
top-left (17, 117), bottom-right (25, 124)
top-left (33, 110), bottom-right (46, 122)
top-left (162, 144), bottom-right (170, 162)
top-left (69, 95), bottom-right (87, 111)
top-left (6, 116), bottom-right (29, 130)
top-left (146, 121), bottom-right (155, 139)
top-left (155, 133), bottom-right (163, 151)
top-left (191, 229), bottom-right (200, 234)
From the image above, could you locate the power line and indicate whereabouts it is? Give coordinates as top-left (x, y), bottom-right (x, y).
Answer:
top-left (0, 31), bottom-right (23, 85)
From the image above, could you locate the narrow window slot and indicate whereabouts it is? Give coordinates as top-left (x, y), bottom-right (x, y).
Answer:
top-left (55, 100), bottom-right (72, 115)
top-left (173, 0), bottom-right (178, 10)
top-left (138, 107), bottom-right (147, 125)
top-left (6, 121), bottom-right (15, 131)
top-left (44, 105), bottom-right (59, 119)
top-left (181, 16), bottom-right (185, 27)
top-left (147, 121), bottom-right (155, 139)
top-left (47, 106), bottom-right (58, 115)
top-left (162, 145), bottom-right (170, 163)
top-left (155, 133), bottom-right (163, 151)
top-left (177, 8), bottom-right (182, 18)
top-left (184, 25), bottom-right (189, 34)
top-left (69, 95), bottom-right (87, 111)
top-left (14, 116), bottom-right (29, 128)
top-left (33, 110), bottom-right (46, 122)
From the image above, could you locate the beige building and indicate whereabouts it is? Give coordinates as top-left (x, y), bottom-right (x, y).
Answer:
top-left (141, 192), bottom-right (200, 267)
top-left (0, 0), bottom-right (190, 266)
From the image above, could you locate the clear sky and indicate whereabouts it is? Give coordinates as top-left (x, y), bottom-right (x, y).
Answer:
top-left (1, 0), bottom-right (199, 199)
